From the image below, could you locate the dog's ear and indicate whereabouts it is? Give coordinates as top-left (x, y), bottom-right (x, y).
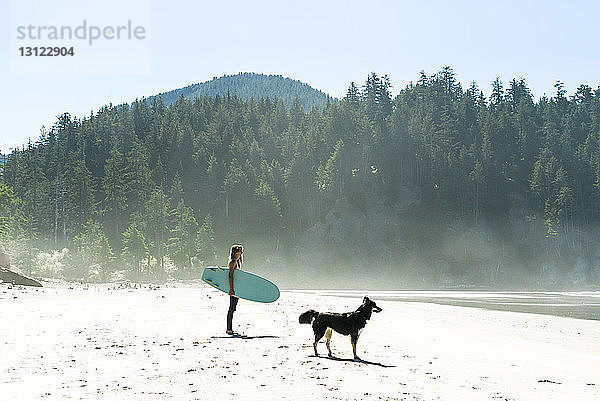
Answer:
top-left (363, 296), bottom-right (369, 303)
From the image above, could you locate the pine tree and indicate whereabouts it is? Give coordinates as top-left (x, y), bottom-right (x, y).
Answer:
top-left (0, 183), bottom-right (14, 235)
top-left (121, 221), bottom-right (149, 273)
top-left (195, 214), bottom-right (217, 267)
top-left (102, 148), bottom-right (127, 250)
top-left (145, 187), bottom-right (169, 273)
top-left (167, 199), bottom-right (198, 273)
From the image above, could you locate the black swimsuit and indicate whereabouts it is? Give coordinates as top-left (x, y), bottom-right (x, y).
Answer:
top-left (226, 259), bottom-right (240, 331)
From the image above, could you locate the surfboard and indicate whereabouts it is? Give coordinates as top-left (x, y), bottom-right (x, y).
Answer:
top-left (201, 266), bottom-right (280, 303)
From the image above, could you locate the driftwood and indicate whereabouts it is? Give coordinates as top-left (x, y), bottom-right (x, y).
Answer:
top-left (0, 244), bottom-right (42, 287)
top-left (0, 267), bottom-right (42, 287)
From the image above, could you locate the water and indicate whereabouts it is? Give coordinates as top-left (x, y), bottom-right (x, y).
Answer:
top-left (297, 290), bottom-right (600, 321)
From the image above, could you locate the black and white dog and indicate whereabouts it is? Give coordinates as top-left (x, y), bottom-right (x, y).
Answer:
top-left (299, 296), bottom-right (382, 360)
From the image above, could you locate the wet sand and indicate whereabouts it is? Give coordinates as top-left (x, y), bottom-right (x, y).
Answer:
top-left (299, 290), bottom-right (600, 321)
top-left (1, 281), bottom-right (599, 400)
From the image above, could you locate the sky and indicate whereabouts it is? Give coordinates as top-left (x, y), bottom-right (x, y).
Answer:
top-left (1, 0), bottom-right (600, 154)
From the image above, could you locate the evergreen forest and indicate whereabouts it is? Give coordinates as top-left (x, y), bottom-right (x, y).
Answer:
top-left (2, 68), bottom-right (600, 288)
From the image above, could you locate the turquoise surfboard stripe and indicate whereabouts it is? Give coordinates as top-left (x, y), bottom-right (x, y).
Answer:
top-left (201, 266), bottom-right (280, 303)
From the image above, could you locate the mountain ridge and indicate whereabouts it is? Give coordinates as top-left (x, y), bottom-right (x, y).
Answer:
top-left (149, 72), bottom-right (335, 109)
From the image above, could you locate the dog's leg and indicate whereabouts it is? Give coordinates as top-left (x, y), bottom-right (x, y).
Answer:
top-left (313, 324), bottom-right (326, 357)
top-left (325, 328), bottom-right (333, 357)
top-left (350, 334), bottom-right (360, 360)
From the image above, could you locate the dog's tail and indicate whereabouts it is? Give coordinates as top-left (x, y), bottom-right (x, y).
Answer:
top-left (299, 309), bottom-right (319, 324)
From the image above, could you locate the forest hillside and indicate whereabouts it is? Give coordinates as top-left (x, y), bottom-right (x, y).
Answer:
top-left (1, 68), bottom-right (600, 289)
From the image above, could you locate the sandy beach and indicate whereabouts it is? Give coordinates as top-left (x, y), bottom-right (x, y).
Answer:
top-left (1, 281), bottom-right (599, 401)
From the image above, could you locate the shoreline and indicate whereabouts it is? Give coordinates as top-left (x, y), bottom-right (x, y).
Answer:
top-left (290, 289), bottom-right (600, 321)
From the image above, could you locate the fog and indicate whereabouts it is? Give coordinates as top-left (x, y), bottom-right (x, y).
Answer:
top-left (239, 196), bottom-right (600, 292)
top-left (3, 188), bottom-right (600, 292)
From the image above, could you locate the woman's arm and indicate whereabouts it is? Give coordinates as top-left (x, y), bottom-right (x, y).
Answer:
top-left (228, 262), bottom-right (235, 296)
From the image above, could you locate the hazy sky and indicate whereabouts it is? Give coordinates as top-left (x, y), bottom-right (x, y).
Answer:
top-left (1, 0), bottom-right (599, 153)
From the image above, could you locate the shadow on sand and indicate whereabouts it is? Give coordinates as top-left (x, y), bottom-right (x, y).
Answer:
top-left (311, 354), bottom-right (395, 368)
top-left (210, 334), bottom-right (280, 340)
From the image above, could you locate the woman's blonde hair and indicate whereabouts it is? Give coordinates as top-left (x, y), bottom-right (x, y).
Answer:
top-left (229, 244), bottom-right (243, 265)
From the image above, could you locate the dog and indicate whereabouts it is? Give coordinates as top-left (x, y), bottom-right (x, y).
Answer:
top-left (299, 296), bottom-right (382, 360)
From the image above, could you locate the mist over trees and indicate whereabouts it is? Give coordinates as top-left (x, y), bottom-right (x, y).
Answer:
top-left (1, 67), bottom-right (600, 288)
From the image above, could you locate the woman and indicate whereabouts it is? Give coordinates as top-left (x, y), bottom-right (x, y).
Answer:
top-left (226, 244), bottom-right (243, 335)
